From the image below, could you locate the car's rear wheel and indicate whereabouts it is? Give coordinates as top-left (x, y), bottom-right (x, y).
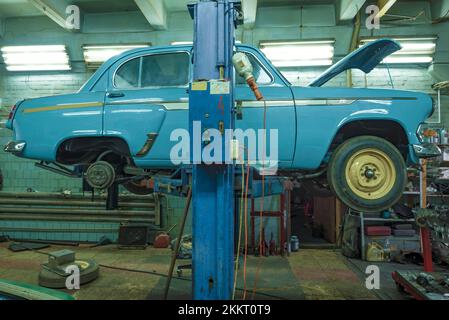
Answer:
top-left (84, 152), bottom-right (154, 195)
top-left (327, 135), bottom-right (406, 212)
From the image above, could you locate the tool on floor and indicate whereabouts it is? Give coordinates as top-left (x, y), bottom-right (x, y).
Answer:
top-left (10, 239), bottom-right (79, 247)
top-left (8, 242), bottom-right (50, 252)
top-left (153, 224), bottom-right (177, 249)
top-left (89, 235), bottom-right (112, 248)
top-left (39, 249), bottom-right (99, 289)
top-left (393, 159), bottom-right (449, 299)
top-left (0, 279), bottom-right (75, 300)
top-left (117, 224), bottom-right (149, 249)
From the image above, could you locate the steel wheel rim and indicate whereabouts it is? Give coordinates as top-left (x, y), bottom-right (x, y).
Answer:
top-left (345, 148), bottom-right (396, 200)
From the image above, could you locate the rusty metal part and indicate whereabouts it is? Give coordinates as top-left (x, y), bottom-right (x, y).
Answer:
top-left (85, 161), bottom-right (116, 189)
top-left (136, 133), bottom-right (158, 157)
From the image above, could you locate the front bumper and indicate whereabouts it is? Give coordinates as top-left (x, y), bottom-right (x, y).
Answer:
top-left (413, 143), bottom-right (441, 158)
top-left (4, 140), bottom-right (26, 154)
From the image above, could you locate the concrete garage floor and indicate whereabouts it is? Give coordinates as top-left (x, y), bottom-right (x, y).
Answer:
top-left (0, 243), bottom-right (408, 300)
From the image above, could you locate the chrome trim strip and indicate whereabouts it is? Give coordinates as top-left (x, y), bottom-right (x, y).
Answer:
top-left (23, 102), bottom-right (104, 114)
top-left (107, 100), bottom-right (189, 110)
top-left (294, 99), bottom-right (328, 106)
top-left (163, 103), bottom-right (189, 110)
top-left (105, 96), bottom-right (417, 110)
top-left (107, 98), bottom-right (188, 105)
top-left (238, 100), bottom-right (293, 108)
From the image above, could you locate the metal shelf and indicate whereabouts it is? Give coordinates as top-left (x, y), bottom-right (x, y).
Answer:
top-left (362, 217), bottom-right (415, 222)
top-left (347, 210), bottom-right (416, 260)
top-left (403, 192), bottom-right (449, 197)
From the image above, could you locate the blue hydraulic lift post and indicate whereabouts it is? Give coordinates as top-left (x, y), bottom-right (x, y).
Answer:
top-left (188, 0), bottom-right (240, 299)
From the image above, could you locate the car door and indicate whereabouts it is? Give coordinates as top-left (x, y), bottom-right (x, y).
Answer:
top-left (234, 50), bottom-right (296, 168)
top-left (103, 50), bottom-right (190, 168)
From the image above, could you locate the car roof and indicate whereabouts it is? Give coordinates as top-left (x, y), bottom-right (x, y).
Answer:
top-left (80, 44), bottom-right (287, 92)
top-left (103, 43), bottom-right (256, 64)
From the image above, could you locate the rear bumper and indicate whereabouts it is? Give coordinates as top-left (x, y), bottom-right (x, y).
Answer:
top-left (413, 143), bottom-right (441, 158)
top-left (4, 140), bottom-right (26, 154)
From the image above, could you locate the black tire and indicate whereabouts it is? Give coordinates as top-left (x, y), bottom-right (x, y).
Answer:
top-left (327, 135), bottom-right (406, 212)
top-left (38, 259), bottom-right (100, 289)
top-left (123, 180), bottom-right (154, 195)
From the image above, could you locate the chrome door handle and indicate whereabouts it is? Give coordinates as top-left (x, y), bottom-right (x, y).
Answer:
top-left (107, 92), bottom-right (125, 98)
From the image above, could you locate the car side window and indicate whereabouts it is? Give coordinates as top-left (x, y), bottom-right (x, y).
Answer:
top-left (141, 53), bottom-right (190, 87)
top-left (115, 57), bottom-right (140, 89)
top-left (236, 52), bottom-right (272, 85)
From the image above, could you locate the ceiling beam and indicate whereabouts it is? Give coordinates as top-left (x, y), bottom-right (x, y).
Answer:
top-left (134, 0), bottom-right (167, 30)
top-left (375, 0), bottom-right (398, 19)
top-left (0, 18), bottom-right (4, 38)
top-left (430, 0), bottom-right (449, 20)
top-left (338, 0), bottom-right (367, 20)
top-left (242, 0), bottom-right (257, 29)
top-left (28, 0), bottom-right (81, 31)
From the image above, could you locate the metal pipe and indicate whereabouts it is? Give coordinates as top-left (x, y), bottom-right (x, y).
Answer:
top-left (0, 227), bottom-right (117, 233)
top-left (163, 188), bottom-right (192, 300)
top-left (0, 199), bottom-right (154, 208)
top-left (347, 11), bottom-right (361, 88)
top-left (296, 168), bottom-right (327, 180)
top-left (0, 191), bottom-right (155, 201)
top-left (35, 162), bottom-right (80, 177)
top-left (0, 207), bottom-right (154, 216)
top-left (0, 214), bottom-right (154, 224)
top-left (10, 239), bottom-right (80, 246)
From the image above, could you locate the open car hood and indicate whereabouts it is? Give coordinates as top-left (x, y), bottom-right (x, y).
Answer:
top-left (307, 38), bottom-right (401, 87)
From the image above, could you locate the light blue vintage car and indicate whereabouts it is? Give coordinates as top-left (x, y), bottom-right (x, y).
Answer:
top-left (4, 39), bottom-right (440, 211)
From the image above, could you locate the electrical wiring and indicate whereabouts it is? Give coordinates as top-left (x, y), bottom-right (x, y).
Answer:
top-left (232, 156), bottom-right (245, 300)
top-left (229, 145), bottom-right (251, 300)
top-left (252, 99), bottom-right (267, 299)
top-left (99, 264), bottom-right (287, 300)
top-left (242, 156), bottom-right (250, 300)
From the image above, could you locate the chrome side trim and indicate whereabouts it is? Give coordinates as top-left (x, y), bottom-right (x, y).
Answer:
top-left (105, 96), bottom-right (416, 110)
top-left (107, 98), bottom-right (187, 105)
top-left (163, 103), bottom-right (189, 110)
top-left (22, 102), bottom-right (103, 114)
top-left (238, 100), bottom-right (293, 108)
top-left (107, 99), bottom-right (189, 110)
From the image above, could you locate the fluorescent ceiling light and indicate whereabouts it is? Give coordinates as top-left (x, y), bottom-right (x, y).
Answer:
top-left (359, 37), bottom-right (437, 64)
top-left (383, 56), bottom-right (433, 64)
top-left (171, 40), bottom-right (241, 45)
top-left (171, 41), bottom-right (193, 45)
top-left (6, 65), bottom-right (71, 72)
top-left (274, 59), bottom-right (333, 67)
top-left (1, 45), bottom-right (70, 72)
top-left (259, 40), bottom-right (335, 67)
top-left (83, 44), bottom-right (149, 69)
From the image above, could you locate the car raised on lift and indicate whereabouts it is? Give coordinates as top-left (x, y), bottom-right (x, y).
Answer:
top-left (4, 39), bottom-right (440, 212)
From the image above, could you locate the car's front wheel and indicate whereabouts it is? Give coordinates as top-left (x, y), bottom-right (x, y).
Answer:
top-left (327, 135), bottom-right (406, 212)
